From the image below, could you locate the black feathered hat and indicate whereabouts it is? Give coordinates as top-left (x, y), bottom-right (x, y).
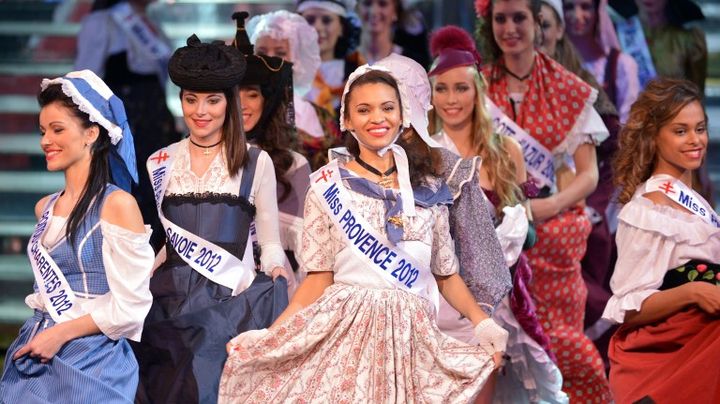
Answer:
top-left (168, 34), bottom-right (246, 91)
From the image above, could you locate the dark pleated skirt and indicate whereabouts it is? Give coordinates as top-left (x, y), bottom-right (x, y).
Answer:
top-left (133, 263), bottom-right (288, 404)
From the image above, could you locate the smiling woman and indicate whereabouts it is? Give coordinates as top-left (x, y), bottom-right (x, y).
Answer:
top-left (605, 78), bottom-right (720, 403)
top-left (218, 62), bottom-right (508, 403)
top-left (0, 70), bottom-right (154, 404)
top-left (131, 35), bottom-right (289, 404)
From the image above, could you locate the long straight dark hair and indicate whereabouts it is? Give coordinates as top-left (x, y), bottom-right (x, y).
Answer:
top-left (38, 84), bottom-right (112, 246)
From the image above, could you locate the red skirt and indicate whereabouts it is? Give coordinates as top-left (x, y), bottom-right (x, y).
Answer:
top-left (526, 207), bottom-right (612, 403)
top-left (609, 307), bottom-right (720, 403)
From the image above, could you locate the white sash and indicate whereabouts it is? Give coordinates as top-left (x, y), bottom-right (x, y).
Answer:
top-left (486, 96), bottom-right (555, 188)
top-left (27, 193), bottom-right (85, 323)
top-left (147, 144), bottom-right (256, 294)
top-left (110, 3), bottom-right (172, 67)
top-left (615, 15), bottom-right (657, 88)
top-left (645, 176), bottom-right (720, 228)
top-left (310, 160), bottom-right (440, 311)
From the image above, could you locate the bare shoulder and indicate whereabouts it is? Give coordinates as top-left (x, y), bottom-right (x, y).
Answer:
top-left (34, 195), bottom-right (52, 220)
top-left (101, 189), bottom-right (146, 232)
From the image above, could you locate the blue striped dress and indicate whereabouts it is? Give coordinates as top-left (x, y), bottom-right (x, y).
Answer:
top-left (1, 184), bottom-right (152, 403)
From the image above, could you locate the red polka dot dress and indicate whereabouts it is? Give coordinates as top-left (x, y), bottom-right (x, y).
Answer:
top-left (484, 52), bottom-right (613, 403)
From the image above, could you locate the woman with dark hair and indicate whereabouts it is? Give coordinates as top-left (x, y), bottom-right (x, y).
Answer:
top-left (476, 0), bottom-right (612, 401)
top-left (233, 11), bottom-right (311, 292)
top-left (0, 70), bottom-right (153, 403)
top-left (219, 62), bottom-right (507, 402)
top-left (132, 35), bottom-right (289, 403)
top-left (297, 0), bottom-right (365, 116)
top-left (604, 78), bottom-right (719, 403)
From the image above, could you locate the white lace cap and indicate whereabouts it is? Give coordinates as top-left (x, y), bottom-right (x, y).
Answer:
top-left (247, 10), bottom-right (321, 97)
top-left (375, 53), bottom-right (441, 149)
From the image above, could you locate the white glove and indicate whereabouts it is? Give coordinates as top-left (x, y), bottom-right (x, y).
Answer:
top-left (473, 318), bottom-right (509, 355)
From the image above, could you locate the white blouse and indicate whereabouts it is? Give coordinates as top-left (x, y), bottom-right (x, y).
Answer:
top-left (602, 177), bottom-right (720, 324)
top-left (26, 217), bottom-right (154, 342)
top-left (164, 139), bottom-right (286, 273)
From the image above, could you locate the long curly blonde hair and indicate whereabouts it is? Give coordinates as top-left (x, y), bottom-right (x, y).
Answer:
top-left (613, 78), bottom-right (704, 204)
top-left (429, 66), bottom-right (522, 216)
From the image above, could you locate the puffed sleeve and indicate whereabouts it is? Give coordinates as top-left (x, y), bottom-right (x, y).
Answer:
top-left (439, 149), bottom-right (511, 312)
top-left (430, 205), bottom-right (459, 276)
top-left (83, 221), bottom-right (154, 342)
top-left (74, 11), bottom-right (111, 76)
top-left (252, 150), bottom-right (288, 273)
top-left (298, 189), bottom-right (336, 272)
top-left (602, 196), bottom-right (717, 324)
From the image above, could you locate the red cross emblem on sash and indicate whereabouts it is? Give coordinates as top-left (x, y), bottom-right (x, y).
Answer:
top-left (658, 180), bottom-right (675, 195)
top-left (150, 151), bottom-right (169, 164)
top-left (315, 169), bottom-right (333, 183)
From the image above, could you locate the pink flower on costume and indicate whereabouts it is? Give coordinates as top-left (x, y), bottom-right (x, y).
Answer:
top-left (475, 0), bottom-right (491, 17)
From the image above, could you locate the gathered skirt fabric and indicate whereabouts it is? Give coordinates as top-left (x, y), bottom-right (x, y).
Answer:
top-left (1, 311), bottom-right (138, 404)
top-left (609, 307), bottom-right (720, 404)
top-left (133, 268), bottom-right (288, 404)
top-left (525, 207), bottom-right (612, 403)
top-left (219, 283), bottom-right (495, 403)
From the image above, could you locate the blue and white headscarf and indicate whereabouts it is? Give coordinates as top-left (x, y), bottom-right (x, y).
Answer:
top-left (41, 70), bottom-right (138, 192)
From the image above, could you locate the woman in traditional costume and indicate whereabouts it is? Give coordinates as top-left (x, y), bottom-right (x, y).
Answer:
top-left (132, 35), bottom-right (288, 403)
top-left (476, 0), bottom-right (612, 401)
top-left (0, 70), bottom-right (153, 403)
top-left (219, 60), bottom-right (508, 403)
top-left (604, 78), bottom-right (720, 403)
top-left (428, 25), bottom-right (566, 403)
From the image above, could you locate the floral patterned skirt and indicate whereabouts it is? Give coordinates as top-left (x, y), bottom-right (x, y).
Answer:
top-left (219, 283), bottom-right (494, 403)
top-left (525, 207), bottom-right (612, 403)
